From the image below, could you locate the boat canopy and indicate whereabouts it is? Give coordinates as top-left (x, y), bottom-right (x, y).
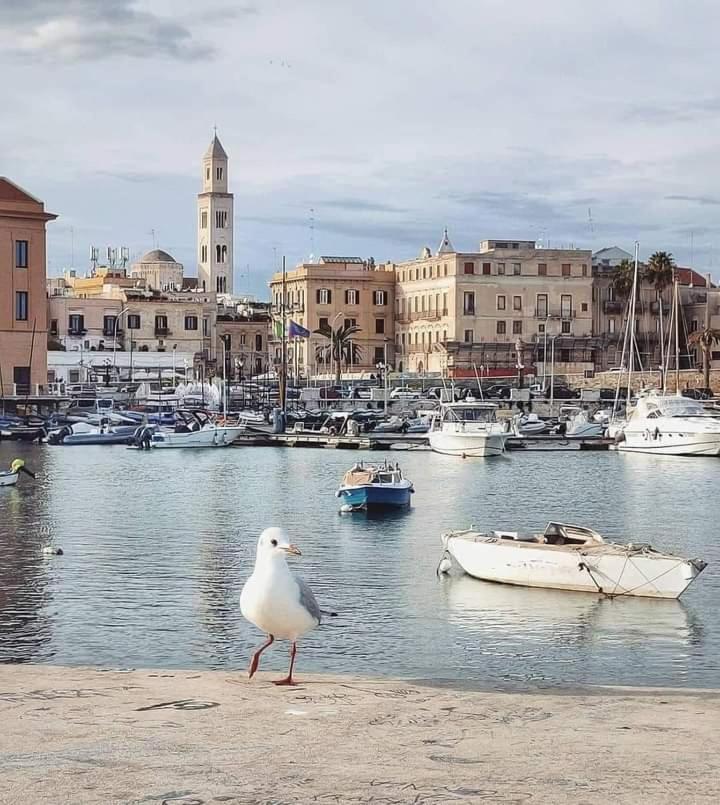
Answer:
top-left (543, 522), bottom-right (605, 546)
top-left (442, 404), bottom-right (498, 423)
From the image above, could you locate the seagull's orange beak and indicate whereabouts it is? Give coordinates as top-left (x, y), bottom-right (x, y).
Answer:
top-left (283, 544), bottom-right (302, 556)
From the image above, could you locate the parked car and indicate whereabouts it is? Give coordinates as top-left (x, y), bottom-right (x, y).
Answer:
top-left (599, 387), bottom-right (628, 400)
top-left (484, 384), bottom-right (512, 399)
top-left (390, 386), bottom-right (422, 400)
top-left (548, 384), bottom-right (580, 399)
top-left (682, 387), bottom-right (713, 400)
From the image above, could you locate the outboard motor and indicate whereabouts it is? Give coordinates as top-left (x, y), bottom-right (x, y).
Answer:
top-left (47, 425), bottom-right (72, 445)
top-left (133, 424), bottom-right (154, 450)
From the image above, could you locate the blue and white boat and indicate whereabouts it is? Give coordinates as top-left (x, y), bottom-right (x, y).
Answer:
top-left (336, 461), bottom-right (414, 511)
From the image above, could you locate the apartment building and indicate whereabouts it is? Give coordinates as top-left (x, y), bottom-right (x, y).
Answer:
top-left (216, 299), bottom-right (271, 378)
top-left (0, 177), bottom-right (57, 394)
top-left (268, 257), bottom-right (395, 375)
top-left (389, 234), bottom-right (595, 376)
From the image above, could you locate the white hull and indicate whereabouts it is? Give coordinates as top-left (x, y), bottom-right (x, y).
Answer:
top-left (0, 472), bottom-right (18, 487)
top-left (444, 535), bottom-right (704, 599)
top-left (151, 425), bottom-right (245, 448)
top-left (618, 431), bottom-right (720, 456)
top-left (429, 432), bottom-right (506, 457)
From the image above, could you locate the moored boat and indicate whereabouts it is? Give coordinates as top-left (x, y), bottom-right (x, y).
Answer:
top-left (440, 521), bottom-right (706, 599)
top-left (149, 409), bottom-right (245, 448)
top-left (0, 458), bottom-right (36, 487)
top-left (336, 461), bottom-right (414, 511)
top-left (429, 401), bottom-right (509, 457)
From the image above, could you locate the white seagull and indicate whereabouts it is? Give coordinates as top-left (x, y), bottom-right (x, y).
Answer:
top-left (240, 527), bottom-right (331, 686)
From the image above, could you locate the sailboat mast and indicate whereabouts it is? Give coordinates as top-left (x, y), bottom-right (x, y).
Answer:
top-left (626, 242), bottom-right (640, 401)
top-left (675, 277), bottom-right (681, 393)
top-left (280, 255), bottom-right (287, 411)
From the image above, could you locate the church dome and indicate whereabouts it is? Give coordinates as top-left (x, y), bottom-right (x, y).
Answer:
top-left (139, 249), bottom-right (177, 263)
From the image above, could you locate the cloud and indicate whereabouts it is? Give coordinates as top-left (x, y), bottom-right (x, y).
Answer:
top-left (665, 194), bottom-right (720, 207)
top-left (0, 0), bottom-right (212, 61)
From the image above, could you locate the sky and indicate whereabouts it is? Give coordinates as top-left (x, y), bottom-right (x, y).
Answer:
top-left (3, 0), bottom-right (720, 297)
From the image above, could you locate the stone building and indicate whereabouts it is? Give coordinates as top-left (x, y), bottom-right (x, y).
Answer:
top-left (268, 257), bottom-right (396, 376)
top-left (197, 134), bottom-right (234, 295)
top-left (129, 249), bottom-right (184, 291)
top-left (47, 292), bottom-right (124, 352)
top-left (216, 299), bottom-right (271, 379)
top-left (389, 233), bottom-right (596, 377)
top-left (0, 177), bottom-right (56, 394)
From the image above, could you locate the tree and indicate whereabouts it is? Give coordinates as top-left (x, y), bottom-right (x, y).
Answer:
top-left (688, 327), bottom-right (720, 390)
top-left (611, 258), bottom-right (643, 300)
top-left (313, 322), bottom-right (363, 384)
top-left (646, 251), bottom-right (675, 292)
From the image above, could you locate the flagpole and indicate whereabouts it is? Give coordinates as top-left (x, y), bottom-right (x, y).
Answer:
top-left (280, 255), bottom-right (287, 416)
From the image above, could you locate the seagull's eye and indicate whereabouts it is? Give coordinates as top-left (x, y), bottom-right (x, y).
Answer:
top-left (271, 538), bottom-right (278, 547)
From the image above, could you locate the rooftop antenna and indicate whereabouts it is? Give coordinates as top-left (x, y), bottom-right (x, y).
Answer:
top-left (70, 226), bottom-right (75, 270)
top-left (90, 246), bottom-right (99, 274)
top-left (587, 207), bottom-right (595, 240)
top-left (690, 230), bottom-right (694, 269)
top-left (310, 207), bottom-right (315, 260)
top-left (149, 229), bottom-right (157, 249)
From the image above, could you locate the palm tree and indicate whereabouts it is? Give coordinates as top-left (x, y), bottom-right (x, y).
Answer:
top-left (688, 327), bottom-right (720, 390)
top-left (611, 258), bottom-right (642, 300)
top-left (646, 251), bottom-right (676, 370)
top-left (314, 322), bottom-right (363, 384)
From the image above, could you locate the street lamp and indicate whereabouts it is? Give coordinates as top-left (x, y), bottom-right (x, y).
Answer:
top-left (172, 344), bottom-right (177, 388)
top-left (549, 334), bottom-right (560, 409)
top-left (376, 337), bottom-right (391, 409)
top-left (112, 304), bottom-right (132, 379)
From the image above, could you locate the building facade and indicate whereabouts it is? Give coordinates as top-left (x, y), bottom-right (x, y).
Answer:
top-left (269, 257), bottom-right (396, 376)
top-left (197, 135), bottom-right (234, 295)
top-left (216, 300), bottom-right (271, 379)
top-left (389, 235), bottom-right (595, 377)
top-left (0, 177), bottom-right (56, 394)
top-left (48, 293), bottom-right (124, 353)
top-left (129, 249), bottom-right (184, 291)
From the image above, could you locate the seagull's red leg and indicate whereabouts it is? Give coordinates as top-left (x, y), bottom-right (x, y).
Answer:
top-left (273, 641), bottom-right (298, 686)
top-left (248, 634), bottom-right (274, 678)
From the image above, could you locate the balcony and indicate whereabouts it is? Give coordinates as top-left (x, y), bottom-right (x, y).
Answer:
top-left (650, 301), bottom-right (671, 315)
top-left (154, 327), bottom-right (171, 337)
top-left (103, 327), bottom-right (123, 337)
top-left (535, 309), bottom-right (577, 319)
top-left (68, 328), bottom-right (87, 337)
top-left (603, 300), bottom-right (624, 314)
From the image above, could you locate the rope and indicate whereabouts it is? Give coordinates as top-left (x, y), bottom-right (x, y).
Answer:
top-left (578, 553), bottom-right (688, 598)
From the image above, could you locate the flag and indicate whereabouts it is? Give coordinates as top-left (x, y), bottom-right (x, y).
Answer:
top-left (273, 319), bottom-right (283, 339)
top-left (288, 319), bottom-right (310, 339)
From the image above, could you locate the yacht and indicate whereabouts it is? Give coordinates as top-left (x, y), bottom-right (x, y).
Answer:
top-left (149, 410), bottom-right (246, 448)
top-left (616, 392), bottom-right (720, 456)
top-left (428, 401), bottom-right (509, 457)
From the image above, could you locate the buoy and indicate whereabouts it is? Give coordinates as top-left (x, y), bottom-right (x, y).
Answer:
top-left (42, 546), bottom-right (63, 556)
top-left (437, 557), bottom-right (452, 575)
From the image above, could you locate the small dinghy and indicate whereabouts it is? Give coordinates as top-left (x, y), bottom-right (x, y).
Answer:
top-left (0, 458), bottom-right (36, 488)
top-left (440, 522), bottom-right (706, 599)
top-left (336, 461), bottom-right (414, 511)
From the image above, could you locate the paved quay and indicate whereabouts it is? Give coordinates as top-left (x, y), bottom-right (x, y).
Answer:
top-left (1, 665), bottom-right (719, 804)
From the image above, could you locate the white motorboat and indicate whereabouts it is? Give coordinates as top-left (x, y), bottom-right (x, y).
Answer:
top-left (441, 522), bottom-right (706, 599)
top-left (149, 409), bottom-right (245, 448)
top-left (515, 412), bottom-right (548, 436)
top-left (429, 401), bottom-right (509, 457)
top-left (616, 392), bottom-right (720, 456)
top-left (555, 406), bottom-right (605, 438)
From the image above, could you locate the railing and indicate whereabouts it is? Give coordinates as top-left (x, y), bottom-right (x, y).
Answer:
top-left (103, 327), bottom-right (123, 337)
top-left (154, 327), bottom-right (171, 336)
top-left (650, 301), bottom-right (671, 315)
top-left (603, 300), bottom-right (624, 314)
top-left (534, 309), bottom-right (577, 319)
top-left (68, 328), bottom-right (87, 336)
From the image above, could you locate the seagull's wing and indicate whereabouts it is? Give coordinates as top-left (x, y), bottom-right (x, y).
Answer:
top-left (296, 575), bottom-right (322, 624)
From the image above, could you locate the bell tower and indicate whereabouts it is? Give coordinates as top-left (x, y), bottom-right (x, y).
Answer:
top-left (197, 131), bottom-right (233, 294)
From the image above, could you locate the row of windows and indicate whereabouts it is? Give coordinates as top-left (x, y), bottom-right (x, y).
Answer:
top-left (316, 288), bottom-right (388, 306)
top-left (399, 261), bottom-right (588, 281)
top-left (199, 244), bottom-right (228, 263)
top-left (317, 316), bottom-right (386, 334)
top-left (205, 166), bottom-right (224, 182)
top-left (62, 314), bottom-right (210, 336)
top-left (397, 330), bottom-right (448, 348)
top-left (222, 333), bottom-right (264, 350)
top-left (398, 293), bottom-right (449, 316)
top-left (397, 318), bottom-right (575, 346)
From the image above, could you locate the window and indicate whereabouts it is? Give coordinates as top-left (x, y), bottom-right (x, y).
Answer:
top-left (513, 321), bottom-right (522, 334)
top-left (317, 288), bottom-right (331, 305)
top-left (215, 210), bottom-right (228, 228)
top-left (496, 321), bottom-right (506, 335)
top-left (560, 294), bottom-right (572, 318)
top-left (513, 295), bottom-right (522, 311)
top-left (538, 323), bottom-right (545, 334)
top-left (103, 315), bottom-right (116, 335)
top-left (582, 264), bottom-right (588, 277)
top-left (200, 211), bottom-right (207, 229)
top-left (690, 319), bottom-right (698, 332)
top-left (444, 264), bottom-right (448, 276)
top-left (345, 289), bottom-right (359, 305)
top-left (464, 262), bottom-right (474, 275)
top-left (580, 302), bottom-right (588, 312)
top-left (15, 291), bottom-right (28, 321)
top-left (463, 292), bottom-right (475, 315)
top-left (68, 313), bottom-right (84, 333)
top-left (421, 295), bottom-right (426, 312)
top-left (482, 263), bottom-right (491, 275)
top-left (538, 263), bottom-right (547, 276)
top-left (497, 295), bottom-right (506, 311)
top-left (561, 320), bottom-right (571, 334)
top-left (239, 333), bottom-right (247, 346)
top-left (497, 262), bottom-right (505, 275)
top-left (512, 263), bottom-right (521, 276)
top-left (423, 266), bottom-right (427, 278)
top-left (464, 329), bottom-right (474, 343)
top-left (50, 319), bottom-right (58, 336)
top-left (155, 315), bottom-right (168, 334)
top-left (319, 317), bottom-right (329, 329)
top-left (374, 290), bottom-right (388, 306)
top-left (15, 240), bottom-right (28, 268)
top-left (373, 346), bottom-right (384, 364)
top-left (560, 349), bottom-right (571, 363)
top-left (375, 318), bottom-right (385, 334)
top-left (255, 334), bottom-right (262, 351)
top-left (608, 318), bottom-right (616, 334)
top-left (206, 167), bottom-right (210, 181)
top-left (442, 292), bottom-right (448, 314)
top-left (608, 286), bottom-right (616, 301)
top-left (185, 315), bottom-right (198, 330)
top-left (216, 166), bottom-right (223, 181)
top-left (562, 264), bottom-right (571, 277)
top-left (343, 317), bottom-right (357, 329)
top-left (203, 318), bottom-right (209, 337)
top-left (127, 314), bottom-right (140, 329)
top-left (200, 244), bottom-right (207, 262)
top-left (536, 294), bottom-right (548, 317)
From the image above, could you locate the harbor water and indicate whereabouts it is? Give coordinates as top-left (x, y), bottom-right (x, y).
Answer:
top-left (1, 441), bottom-right (718, 688)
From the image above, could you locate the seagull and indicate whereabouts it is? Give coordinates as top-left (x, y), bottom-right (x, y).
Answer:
top-left (240, 527), bottom-right (331, 686)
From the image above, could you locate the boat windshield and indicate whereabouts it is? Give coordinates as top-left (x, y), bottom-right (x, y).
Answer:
top-left (656, 398), bottom-right (711, 417)
top-left (443, 406), bottom-right (496, 423)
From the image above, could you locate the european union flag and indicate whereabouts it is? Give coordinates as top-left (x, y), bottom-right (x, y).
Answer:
top-left (288, 320), bottom-right (310, 339)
